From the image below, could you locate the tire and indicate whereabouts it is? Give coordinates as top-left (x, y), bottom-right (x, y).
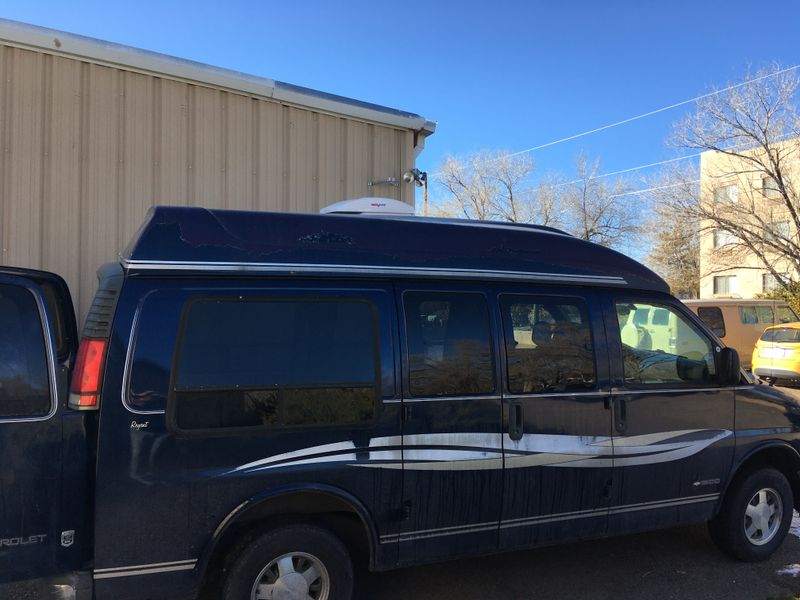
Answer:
top-left (223, 524), bottom-right (354, 600)
top-left (709, 467), bottom-right (793, 561)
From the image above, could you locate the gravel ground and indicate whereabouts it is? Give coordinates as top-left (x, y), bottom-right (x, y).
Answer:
top-left (5, 517), bottom-right (800, 600)
top-left (358, 514), bottom-right (800, 600)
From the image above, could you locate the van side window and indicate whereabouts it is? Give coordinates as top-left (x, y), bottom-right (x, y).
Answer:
top-left (501, 296), bottom-right (595, 394)
top-left (616, 301), bottom-right (716, 387)
top-left (0, 284), bottom-right (51, 418)
top-left (740, 305), bottom-right (774, 325)
top-left (128, 293), bottom-right (181, 412)
top-left (404, 291), bottom-right (494, 397)
top-left (778, 306), bottom-right (799, 323)
top-left (172, 298), bottom-right (379, 431)
top-left (697, 306), bottom-right (726, 338)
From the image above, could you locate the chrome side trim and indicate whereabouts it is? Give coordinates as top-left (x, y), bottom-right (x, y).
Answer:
top-left (379, 493), bottom-right (720, 543)
top-left (614, 387), bottom-right (738, 395)
top-left (93, 559), bottom-right (197, 579)
top-left (121, 259), bottom-right (629, 286)
top-left (504, 391), bottom-right (608, 400)
top-left (0, 285), bottom-right (59, 425)
top-left (385, 395), bottom-right (502, 404)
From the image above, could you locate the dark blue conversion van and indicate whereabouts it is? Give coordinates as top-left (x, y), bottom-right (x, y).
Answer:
top-left (2, 205), bottom-right (800, 600)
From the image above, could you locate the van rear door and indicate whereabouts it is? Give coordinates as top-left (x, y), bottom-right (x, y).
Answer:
top-left (0, 268), bottom-right (78, 583)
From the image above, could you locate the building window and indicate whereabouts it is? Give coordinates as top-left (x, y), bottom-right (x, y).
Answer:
top-left (713, 184), bottom-right (738, 204)
top-left (762, 273), bottom-right (787, 292)
top-left (713, 275), bottom-right (736, 295)
top-left (713, 229), bottom-right (737, 248)
top-left (766, 220), bottom-right (790, 243)
top-left (762, 176), bottom-right (781, 199)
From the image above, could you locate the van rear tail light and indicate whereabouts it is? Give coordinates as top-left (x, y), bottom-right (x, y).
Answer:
top-left (69, 338), bottom-right (109, 410)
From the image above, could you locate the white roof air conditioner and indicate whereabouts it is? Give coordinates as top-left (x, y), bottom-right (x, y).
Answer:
top-left (320, 197), bottom-right (415, 216)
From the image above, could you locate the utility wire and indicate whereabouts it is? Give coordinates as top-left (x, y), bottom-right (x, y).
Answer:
top-left (553, 152), bottom-right (705, 188)
top-left (608, 180), bottom-right (700, 199)
top-left (499, 64), bottom-right (800, 160)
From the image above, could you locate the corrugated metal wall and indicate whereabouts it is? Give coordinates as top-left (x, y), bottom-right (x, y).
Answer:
top-left (0, 44), bottom-right (416, 319)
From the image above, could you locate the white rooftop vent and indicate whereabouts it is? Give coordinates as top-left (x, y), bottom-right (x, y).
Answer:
top-left (320, 197), bottom-right (415, 216)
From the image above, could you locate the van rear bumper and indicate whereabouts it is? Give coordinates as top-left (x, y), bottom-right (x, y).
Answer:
top-left (753, 367), bottom-right (800, 380)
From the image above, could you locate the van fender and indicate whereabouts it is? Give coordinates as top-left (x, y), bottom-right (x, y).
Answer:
top-left (719, 439), bottom-right (800, 510)
top-left (196, 483), bottom-right (379, 581)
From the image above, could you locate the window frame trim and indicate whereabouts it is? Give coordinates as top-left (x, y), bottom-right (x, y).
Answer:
top-left (498, 292), bottom-right (600, 396)
top-left (165, 294), bottom-right (383, 437)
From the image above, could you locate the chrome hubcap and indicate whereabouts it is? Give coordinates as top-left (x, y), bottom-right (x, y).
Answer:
top-left (250, 551), bottom-right (329, 600)
top-left (744, 487), bottom-right (783, 546)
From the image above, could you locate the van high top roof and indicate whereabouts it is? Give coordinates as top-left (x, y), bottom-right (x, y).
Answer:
top-left (120, 206), bottom-right (669, 293)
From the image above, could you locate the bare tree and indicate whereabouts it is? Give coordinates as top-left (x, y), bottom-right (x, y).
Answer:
top-left (434, 151), bottom-right (564, 226)
top-left (644, 168), bottom-right (701, 297)
top-left (434, 151), bottom-right (639, 252)
top-left (558, 155), bottom-right (639, 247)
top-left (667, 65), bottom-right (800, 289)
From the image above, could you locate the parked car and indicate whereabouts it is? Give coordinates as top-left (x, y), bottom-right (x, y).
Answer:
top-left (752, 322), bottom-right (800, 384)
top-left (2, 205), bottom-right (800, 600)
top-left (683, 298), bottom-right (799, 370)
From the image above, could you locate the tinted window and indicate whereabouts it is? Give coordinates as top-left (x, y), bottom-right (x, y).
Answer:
top-left (617, 301), bottom-right (716, 387)
top-left (739, 306), bottom-right (774, 325)
top-left (697, 306), bottom-right (726, 338)
top-left (0, 284), bottom-right (51, 418)
top-left (404, 291), bottom-right (494, 397)
top-left (777, 306), bottom-right (798, 323)
top-left (172, 298), bottom-right (378, 431)
top-left (128, 293), bottom-right (182, 412)
top-left (502, 296), bottom-right (595, 394)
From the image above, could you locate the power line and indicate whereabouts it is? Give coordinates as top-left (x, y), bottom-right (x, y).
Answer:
top-left (499, 64), bottom-right (800, 160)
top-left (608, 180), bottom-right (700, 199)
top-left (554, 152), bottom-right (704, 188)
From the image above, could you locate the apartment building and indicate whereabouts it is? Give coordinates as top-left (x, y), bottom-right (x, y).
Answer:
top-left (699, 140), bottom-right (799, 298)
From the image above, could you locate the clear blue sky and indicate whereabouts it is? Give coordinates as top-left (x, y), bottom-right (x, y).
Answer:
top-left (3, 0), bottom-right (800, 193)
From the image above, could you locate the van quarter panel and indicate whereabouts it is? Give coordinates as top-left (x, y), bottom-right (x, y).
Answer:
top-left (94, 278), bottom-right (401, 599)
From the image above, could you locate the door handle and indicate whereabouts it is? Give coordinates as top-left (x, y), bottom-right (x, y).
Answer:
top-left (614, 397), bottom-right (627, 434)
top-left (509, 402), bottom-right (524, 441)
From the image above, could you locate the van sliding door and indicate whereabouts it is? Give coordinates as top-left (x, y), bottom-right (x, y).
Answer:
top-left (497, 288), bottom-right (613, 550)
top-left (396, 282), bottom-right (503, 564)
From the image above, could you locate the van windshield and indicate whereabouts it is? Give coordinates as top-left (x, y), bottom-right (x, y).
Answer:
top-left (760, 328), bottom-right (800, 343)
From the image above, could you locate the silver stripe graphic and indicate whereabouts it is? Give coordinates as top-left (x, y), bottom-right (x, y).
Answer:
top-left (380, 494), bottom-right (720, 543)
top-left (120, 259), bottom-right (629, 286)
top-left (225, 429), bottom-right (731, 474)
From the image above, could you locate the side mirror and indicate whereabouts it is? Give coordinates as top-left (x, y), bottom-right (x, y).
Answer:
top-left (718, 347), bottom-right (741, 385)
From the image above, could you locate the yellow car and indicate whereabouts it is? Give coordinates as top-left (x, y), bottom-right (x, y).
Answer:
top-left (752, 322), bottom-right (800, 383)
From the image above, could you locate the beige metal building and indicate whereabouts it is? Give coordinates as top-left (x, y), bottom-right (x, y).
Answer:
top-left (0, 19), bottom-right (435, 318)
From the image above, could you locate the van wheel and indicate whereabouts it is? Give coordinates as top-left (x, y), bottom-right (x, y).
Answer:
top-left (708, 467), bottom-right (792, 561)
top-left (223, 524), bottom-right (353, 600)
